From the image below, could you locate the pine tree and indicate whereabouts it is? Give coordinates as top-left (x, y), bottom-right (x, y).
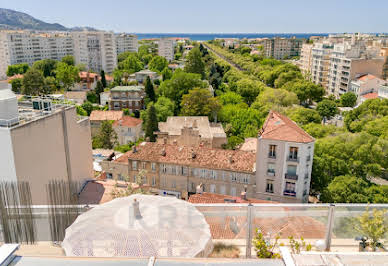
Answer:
top-left (145, 103), bottom-right (158, 142)
top-left (97, 121), bottom-right (118, 149)
top-left (100, 70), bottom-right (107, 88)
top-left (95, 80), bottom-right (104, 103)
top-left (144, 76), bottom-right (156, 103)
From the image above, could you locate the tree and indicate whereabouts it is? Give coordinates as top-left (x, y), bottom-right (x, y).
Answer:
top-left (32, 59), bottom-right (57, 77)
top-left (76, 105), bottom-right (87, 116)
top-left (22, 68), bottom-right (45, 95)
top-left (87, 91), bottom-right (99, 103)
top-left (117, 53), bottom-right (144, 74)
top-left (61, 55), bottom-right (75, 66)
top-left (180, 88), bottom-right (221, 118)
top-left (144, 103), bottom-right (158, 142)
top-left (251, 88), bottom-right (298, 114)
top-left (144, 76), bottom-right (156, 104)
top-left (149, 56), bottom-right (168, 73)
top-left (236, 78), bottom-right (264, 105)
top-left (100, 70), bottom-right (107, 88)
top-left (161, 67), bottom-right (172, 81)
top-left (274, 71), bottom-right (303, 88)
top-left (340, 92), bottom-right (357, 107)
top-left (43, 76), bottom-right (57, 94)
top-left (154, 96), bottom-right (175, 122)
top-left (316, 99), bottom-right (338, 120)
top-left (7, 63), bottom-right (29, 77)
top-left (285, 107), bottom-right (322, 125)
top-left (9, 78), bottom-right (23, 93)
top-left (219, 91), bottom-right (243, 105)
top-left (224, 136), bottom-right (244, 150)
top-left (184, 47), bottom-right (205, 79)
top-left (95, 120), bottom-right (118, 149)
top-left (356, 208), bottom-right (388, 251)
top-left (282, 80), bottom-right (325, 105)
top-left (55, 62), bottom-right (79, 90)
top-left (81, 101), bottom-right (94, 116)
top-left (95, 81), bottom-right (104, 97)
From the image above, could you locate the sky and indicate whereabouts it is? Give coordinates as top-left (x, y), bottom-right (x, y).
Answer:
top-left (2, 0), bottom-right (388, 33)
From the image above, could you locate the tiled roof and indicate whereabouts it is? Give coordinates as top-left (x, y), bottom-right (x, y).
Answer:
top-left (239, 138), bottom-right (257, 152)
top-left (259, 110), bottom-right (314, 143)
top-left (89, 110), bottom-right (124, 121)
top-left (79, 71), bottom-right (98, 79)
top-left (361, 92), bottom-right (378, 99)
top-left (65, 91), bottom-right (86, 100)
top-left (113, 116), bottom-right (142, 127)
top-left (110, 86), bottom-right (144, 92)
top-left (188, 192), bottom-right (272, 204)
top-left (117, 142), bottom-right (256, 173)
top-left (358, 74), bottom-right (378, 81)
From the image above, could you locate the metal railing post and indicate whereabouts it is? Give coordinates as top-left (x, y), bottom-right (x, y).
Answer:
top-left (324, 204), bottom-right (335, 251)
top-left (246, 203), bottom-right (253, 258)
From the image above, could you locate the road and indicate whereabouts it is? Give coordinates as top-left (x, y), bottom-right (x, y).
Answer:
top-left (201, 42), bottom-right (245, 71)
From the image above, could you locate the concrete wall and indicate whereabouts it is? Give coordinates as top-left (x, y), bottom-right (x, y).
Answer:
top-left (0, 128), bottom-right (18, 182)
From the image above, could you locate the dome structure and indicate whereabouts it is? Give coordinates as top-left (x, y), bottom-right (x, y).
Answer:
top-left (62, 194), bottom-right (213, 257)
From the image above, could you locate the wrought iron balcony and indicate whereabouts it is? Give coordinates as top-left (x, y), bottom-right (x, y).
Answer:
top-left (283, 190), bottom-right (296, 197)
top-left (285, 173), bottom-right (298, 180)
top-left (287, 156), bottom-right (299, 162)
top-left (267, 170), bottom-right (275, 177)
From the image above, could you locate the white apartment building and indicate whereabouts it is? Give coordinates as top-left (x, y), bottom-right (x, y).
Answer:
top-left (259, 38), bottom-right (304, 60)
top-left (298, 43), bottom-right (313, 75)
top-left (0, 83), bottom-right (93, 204)
top-left (310, 42), bottom-right (333, 89)
top-left (349, 74), bottom-right (385, 100)
top-left (0, 31), bottom-right (73, 79)
top-left (116, 34), bottom-right (138, 54)
top-left (255, 111), bottom-right (315, 203)
top-left (158, 38), bottom-right (174, 61)
top-left (327, 43), bottom-right (384, 96)
top-left (72, 31), bottom-right (117, 73)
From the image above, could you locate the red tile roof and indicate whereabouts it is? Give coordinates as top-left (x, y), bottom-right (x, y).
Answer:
top-left (361, 92), bottom-right (378, 99)
top-left (79, 71), bottom-right (98, 79)
top-left (188, 192), bottom-right (272, 204)
top-left (89, 110), bottom-right (124, 121)
top-left (112, 116), bottom-right (142, 128)
top-left (116, 142), bottom-right (256, 173)
top-left (357, 74), bottom-right (378, 81)
top-left (259, 110), bottom-right (314, 143)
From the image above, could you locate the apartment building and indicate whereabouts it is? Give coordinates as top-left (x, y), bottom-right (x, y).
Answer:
top-left (0, 83), bottom-right (93, 204)
top-left (72, 31), bottom-right (117, 73)
top-left (349, 74), bottom-right (385, 101)
top-left (158, 38), bottom-right (174, 61)
top-left (310, 42), bottom-right (333, 89)
top-left (260, 37), bottom-right (304, 60)
top-left (156, 116), bottom-right (227, 148)
top-left (0, 30), bottom-right (73, 79)
top-left (327, 43), bottom-right (384, 96)
top-left (298, 43), bottom-right (313, 75)
top-left (108, 85), bottom-right (145, 111)
top-left (101, 142), bottom-right (257, 199)
top-left (112, 116), bottom-right (143, 145)
top-left (255, 111), bottom-right (315, 203)
top-left (89, 110), bottom-right (124, 137)
top-left (116, 34), bottom-right (138, 54)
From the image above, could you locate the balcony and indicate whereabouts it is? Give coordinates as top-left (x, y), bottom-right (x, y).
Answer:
top-left (285, 173), bottom-right (298, 180)
top-left (283, 190), bottom-right (296, 197)
top-left (267, 170), bottom-right (275, 176)
top-left (287, 156), bottom-right (299, 162)
top-left (306, 155), bottom-right (311, 162)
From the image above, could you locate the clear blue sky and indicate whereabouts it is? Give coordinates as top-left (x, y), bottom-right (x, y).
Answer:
top-left (2, 0), bottom-right (388, 33)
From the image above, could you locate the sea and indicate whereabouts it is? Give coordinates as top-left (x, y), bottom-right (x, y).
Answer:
top-left (133, 33), bottom-right (330, 41)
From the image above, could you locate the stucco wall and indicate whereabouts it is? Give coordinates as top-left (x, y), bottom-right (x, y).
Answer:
top-left (0, 128), bottom-right (18, 182)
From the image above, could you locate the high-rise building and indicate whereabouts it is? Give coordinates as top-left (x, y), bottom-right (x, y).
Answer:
top-left (72, 31), bottom-right (117, 73)
top-left (310, 42), bottom-right (333, 89)
top-left (115, 34), bottom-right (138, 54)
top-left (158, 38), bottom-right (174, 61)
top-left (259, 37), bottom-right (304, 60)
top-left (0, 83), bottom-right (93, 204)
top-left (0, 30), bottom-right (73, 79)
top-left (298, 43), bottom-right (313, 75)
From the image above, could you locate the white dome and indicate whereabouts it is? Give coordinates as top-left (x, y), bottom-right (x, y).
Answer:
top-left (62, 194), bottom-right (213, 258)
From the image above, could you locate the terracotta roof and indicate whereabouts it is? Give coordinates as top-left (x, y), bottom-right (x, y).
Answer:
top-left (239, 138), bottom-right (257, 152)
top-left (188, 192), bottom-right (272, 204)
top-left (259, 110), bottom-right (314, 143)
top-left (357, 74), bottom-right (378, 81)
top-left (361, 92), bottom-right (378, 99)
top-left (113, 116), bottom-right (142, 127)
top-left (99, 74), bottom-right (113, 81)
top-left (79, 71), bottom-right (98, 79)
top-left (65, 91), bottom-right (87, 100)
top-left (7, 74), bottom-right (24, 81)
top-left (117, 142), bottom-right (256, 173)
top-left (89, 110), bottom-right (124, 121)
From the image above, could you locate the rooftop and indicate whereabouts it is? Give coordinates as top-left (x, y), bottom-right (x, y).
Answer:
top-left (361, 92), bottom-right (379, 99)
top-left (116, 142), bottom-right (256, 173)
top-left (259, 110), bottom-right (314, 143)
top-left (188, 192), bottom-right (272, 204)
top-left (239, 138), bottom-right (257, 152)
top-left (110, 86), bottom-right (144, 92)
top-left (89, 110), bottom-right (123, 121)
top-left (112, 116), bottom-right (142, 127)
top-left (79, 71), bottom-right (98, 79)
top-left (135, 69), bottom-right (157, 75)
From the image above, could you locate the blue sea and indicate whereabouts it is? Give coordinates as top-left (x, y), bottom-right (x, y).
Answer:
top-left (133, 33), bottom-right (330, 41)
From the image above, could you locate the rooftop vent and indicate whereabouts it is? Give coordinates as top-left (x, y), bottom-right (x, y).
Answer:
top-left (132, 145), bottom-right (137, 153)
top-left (191, 151), bottom-right (196, 159)
top-left (228, 155), bottom-right (234, 164)
top-left (161, 148), bottom-right (166, 156)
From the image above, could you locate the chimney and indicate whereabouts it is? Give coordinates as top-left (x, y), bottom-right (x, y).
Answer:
top-left (228, 155), bottom-right (234, 164)
top-left (145, 137), bottom-right (150, 142)
top-left (240, 185), bottom-right (248, 201)
top-left (191, 150), bottom-right (196, 159)
top-left (132, 198), bottom-right (142, 219)
top-left (196, 183), bottom-right (203, 194)
top-left (132, 145), bottom-right (137, 153)
top-left (161, 148), bottom-right (166, 156)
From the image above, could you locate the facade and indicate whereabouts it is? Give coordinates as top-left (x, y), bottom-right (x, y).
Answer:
top-left (89, 110), bottom-right (124, 137)
top-left (0, 30), bottom-right (73, 79)
top-left (156, 116), bottom-right (227, 148)
top-left (255, 111), bottom-right (315, 203)
top-left (64, 91), bottom-right (87, 104)
top-left (101, 142), bottom-right (257, 200)
top-left (349, 74), bottom-right (385, 101)
top-left (116, 34), bottom-right (138, 54)
top-left (260, 37), bottom-right (304, 60)
top-left (310, 42), bottom-right (333, 89)
top-left (108, 86), bottom-right (145, 112)
top-left (0, 84), bottom-right (93, 204)
top-left (378, 83), bottom-right (388, 99)
top-left (135, 69), bottom-right (159, 83)
top-left (298, 43), bottom-right (313, 75)
top-left (112, 116), bottom-right (143, 144)
top-left (72, 71), bottom-right (99, 91)
top-left (72, 31), bottom-right (117, 73)
top-left (158, 38), bottom-right (174, 61)
top-left (327, 43), bottom-right (384, 96)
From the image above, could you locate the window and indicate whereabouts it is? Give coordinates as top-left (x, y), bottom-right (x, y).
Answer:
top-left (242, 174), bottom-right (249, 184)
top-left (211, 170), bottom-right (217, 180)
top-left (106, 173), bottom-right (113, 179)
top-left (285, 182), bottom-right (296, 192)
top-left (220, 185), bottom-right (226, 195)
top-left (151, 163), bottom-right (156, 172)
top-left (118, 174), bottom-right (124, 181)
top-left (287, 165), bottom-right (297, 176)
top-left (210, 184), bottom-right (216, 193)
top-left (269, 145), bottom-right (276, 158)
top-left (171, 165), bottom-right (177, 175)
top-left (152, 176), bottom-right (156, 186)
top-left (132, 161), bottom-right (137, 170)
top-left (161, 164), bottom-right (167, 173)
top-left (267, 163), bottom-right (275, 176)
top-left (190, 182), bottom-right (195, 191)
top-left (303, 189), bottom-right (307, 196)
top-left (266, 180), bottom-right (274, 193)
top-left (142, 175), bottom-right (147, 185)
top-left (289, 147), bottom-right (298, 160)
top-left (231, 173), bottom-right (237, 182)
top-left (133, 175), bottom-right (137, 183)
top-left (142, 162), bottom-right (146, 169)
